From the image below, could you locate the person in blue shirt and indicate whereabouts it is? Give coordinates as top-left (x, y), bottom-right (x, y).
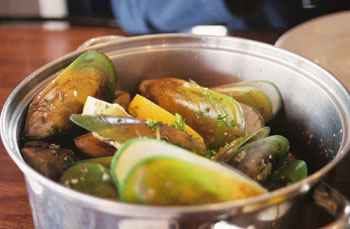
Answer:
top-left (110, 0), bottom-right (349, 34)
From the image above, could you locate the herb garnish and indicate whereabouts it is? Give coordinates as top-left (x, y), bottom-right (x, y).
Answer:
top-left (217, 113), bottom-right (227, 127)
top-left (195, 111), bottom-right (203, 117)
top-left (145, 119), bottom-right (162, 133)
top-left (104, 104), bottom-right (110, 111)
top-left (229, 120), bottom-right (238, 128)
top-left (200, 149), bottom-right (217, 159)
top-left (172, 113), bottom-right (185, 131)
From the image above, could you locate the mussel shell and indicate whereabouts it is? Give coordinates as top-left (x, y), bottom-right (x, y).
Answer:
top-left (212, 85), bottom-right (273, 122)
top-left (80, 156), bottom-right (113, 169)
top-left (21, 141), bottom-right (77, 181)
top-left (228, 135), bottom-right (289, 184)
top-left (139, 78), bottom-right (245, 149)
top-left (24, 51), bottom-right (117, 140)
top-left (212, 80), bottom-right (282, 122)
top-left (213, 127), bottom-right (270, 162)
top-left (240, 103), bottom-right (264, 136)
top-left (264, 160), bottom-right (308, 191)
top-left (74, 132), bottom-right (116, 158)
top-left (111, 138), bottom-right (266, 205)
top-left (113, 90), bottom-right (131, 110)
top-left (70, 114), bottom-right (206, 153)
top-left (59, 162), bottom-right (119, 200)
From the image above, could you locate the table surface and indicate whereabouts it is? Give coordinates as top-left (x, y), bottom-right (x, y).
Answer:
top-left (0, 23), bottom-right (349, 229)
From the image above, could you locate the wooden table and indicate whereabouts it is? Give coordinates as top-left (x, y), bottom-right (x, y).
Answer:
top-left (0, 24), bottom-right (349, 229)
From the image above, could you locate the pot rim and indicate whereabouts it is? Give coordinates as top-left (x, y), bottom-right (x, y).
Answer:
top-left (2, 33), bottom-right (350, 218)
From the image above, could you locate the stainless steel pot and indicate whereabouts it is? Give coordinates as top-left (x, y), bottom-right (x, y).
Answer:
top-left (1, 34), bottom-right (350, 229)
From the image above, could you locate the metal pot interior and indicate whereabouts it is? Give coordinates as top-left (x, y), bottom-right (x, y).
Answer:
top-left (2, 34), bottom-right (350, 227)
top-left (101, 34), bottom-right (350, 174)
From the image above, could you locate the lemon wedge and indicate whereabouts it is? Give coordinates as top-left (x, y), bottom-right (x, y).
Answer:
top-left (128, 94), bottom-right (203, 143)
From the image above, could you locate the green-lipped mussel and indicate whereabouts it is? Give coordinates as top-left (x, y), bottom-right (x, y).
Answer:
top-left (21, 52), bottom-right (307, 206)
top-left (139, 78), bottom-right (246, 149)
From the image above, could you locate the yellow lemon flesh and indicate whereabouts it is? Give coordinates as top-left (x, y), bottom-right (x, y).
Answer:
top-left (128, 94), bottom-right (203, 143)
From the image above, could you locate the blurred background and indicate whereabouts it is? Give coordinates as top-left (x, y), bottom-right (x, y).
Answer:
top-left (0, 0), bottom-right (116, 27)
top-left (0, 0), bottom-right (349, 35)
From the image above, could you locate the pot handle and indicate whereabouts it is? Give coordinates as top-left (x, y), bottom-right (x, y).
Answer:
top-left (206, 182), bottom-right (350, 229)
top-left (77, 35), bottom-right (126, 50)
top-left (312, 182), bottom-right (350, 229)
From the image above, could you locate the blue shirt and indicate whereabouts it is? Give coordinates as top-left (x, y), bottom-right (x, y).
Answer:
top-left (110, 0), bottom-right (334, 34)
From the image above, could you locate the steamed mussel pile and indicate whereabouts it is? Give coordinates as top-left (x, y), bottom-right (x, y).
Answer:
top-left (21, 50), bottom-right (307, 205)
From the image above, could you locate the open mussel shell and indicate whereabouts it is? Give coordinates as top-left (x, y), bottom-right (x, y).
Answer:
top-left (59, 162), bottom-right (119, 200)
top-left (213, 127), bottom-right (270, 162)
top-left (139, 78), bottom-right (246, 149)
top-left (264, 160), bottom-right (308, 191)
top-left (111, 138), bottom-right (266, 205)
top-left (212, 80), bottom-right (282, 122)
top-left (113, 90), bottom-right (131, 110)
top-left (20, 141), bottom-right (77, 181)
top-left (74, 132), bottom-right (116, 158)
top-left (228, 135), bottom-right (289, 184)
top-left (70, 114), bottom-right (206, 153)
top-left (240, 103), bottom-right (265, 136)
top-left (24, 51), bottom-right (117, 140)
top-left (234, 80), bottom-right (282, 122)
